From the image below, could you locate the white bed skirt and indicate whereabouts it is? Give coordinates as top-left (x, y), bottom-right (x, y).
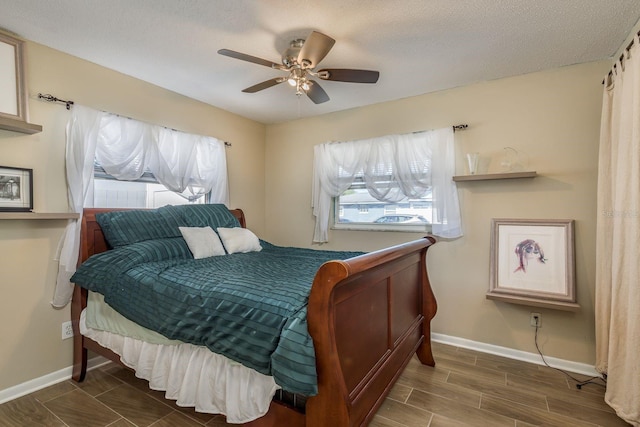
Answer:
top-left (80, 310), bottom-right (279, 423)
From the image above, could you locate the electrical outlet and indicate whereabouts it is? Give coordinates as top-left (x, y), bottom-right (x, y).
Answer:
top-left (62, 321), bottom-right (74, 340)
top-left (530, 312), bottom-right (541, 328)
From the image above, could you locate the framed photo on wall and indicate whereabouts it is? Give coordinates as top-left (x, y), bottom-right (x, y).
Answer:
top-left (0, 31), bottom-right (27, 122)
top-left (486, 218), bottom-right (579, 311)
top-left (0, 166), bottom-right (33, 212)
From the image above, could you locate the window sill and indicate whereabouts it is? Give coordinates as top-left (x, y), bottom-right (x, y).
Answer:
top-left (332, 222), bottom-right (431, 233)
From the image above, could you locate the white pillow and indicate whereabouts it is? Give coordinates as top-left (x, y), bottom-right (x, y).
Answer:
top-left (179, 226), bottom-right (226, 259)
top-left (217, 227), bottom-right (262, 254)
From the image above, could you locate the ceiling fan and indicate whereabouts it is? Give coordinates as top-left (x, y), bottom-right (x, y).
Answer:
top-left (218, 31), bottom-right (379, 104)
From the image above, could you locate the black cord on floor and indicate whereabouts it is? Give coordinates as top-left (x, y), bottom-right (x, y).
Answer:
top-left (534, 323), bottom-right (606, 390)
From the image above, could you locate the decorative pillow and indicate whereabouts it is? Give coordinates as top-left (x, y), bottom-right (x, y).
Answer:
top-left (179, 226), bottom-right (226, 259)
top-left (217, 227), bottom-right (262, 254)
top-left (97, 206), bottom-right (184, 248)
top-left (96, 204), bottom-right (240, 248)
top-left (180, 204), bottom-right (241, 229)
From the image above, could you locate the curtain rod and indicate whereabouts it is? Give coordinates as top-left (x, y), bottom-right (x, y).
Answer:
top-left (602, 29), bottom-right (639, 84)
top-left (37, 93), bottom-right (74, 110)
top-left (413, 124), bottom-right (468, 134)
top-left (35, 92), bottom-right (232, 147)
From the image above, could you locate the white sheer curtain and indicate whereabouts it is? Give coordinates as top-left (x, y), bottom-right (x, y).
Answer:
top-left (312, 127), bottom-right (462, 243)
top-left (53, 105), bottom-right (229, 307)
top-left (595, 34), bottom-right (640, 426)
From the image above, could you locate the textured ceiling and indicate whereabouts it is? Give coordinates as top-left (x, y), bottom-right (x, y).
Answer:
top-left (1, 1), bottom-right (639, 124)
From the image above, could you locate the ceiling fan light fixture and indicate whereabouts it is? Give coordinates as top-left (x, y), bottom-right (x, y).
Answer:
top-left (219, 30), bottom-right (379, 105)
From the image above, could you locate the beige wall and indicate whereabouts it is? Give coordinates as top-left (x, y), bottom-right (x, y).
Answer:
top-left (0, 41), bottom-right (265, 390)
top-left (265, 60), bottom-right (611, 365)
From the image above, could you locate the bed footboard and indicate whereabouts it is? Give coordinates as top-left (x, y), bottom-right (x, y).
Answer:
top-left (305, 236), bottom-right (437, 426)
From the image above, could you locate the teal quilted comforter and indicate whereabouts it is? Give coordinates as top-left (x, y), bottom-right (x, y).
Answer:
top-left (71, 237), bottom-right (362, 395)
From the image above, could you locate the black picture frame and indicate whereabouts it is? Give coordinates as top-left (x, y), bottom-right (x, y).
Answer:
top-left (0, 166), bottom-right (33, 212)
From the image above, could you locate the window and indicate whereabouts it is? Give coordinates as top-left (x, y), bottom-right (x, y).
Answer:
top-left (94, 163), bottom-right (206, 208)
top-left (56, 105), bottom-right (229, 308)
top-left (334, 177), bottom-right (432, 232)
top-left (312, 127), bottom-right (462, 242)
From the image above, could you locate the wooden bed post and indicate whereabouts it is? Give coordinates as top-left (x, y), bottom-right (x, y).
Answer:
top-left (306, 261), bottom-right (352, 426)
top-left (71, 285), bottom-right (88, 382)
top-left (416, 235), bottom-right (438, 366)
top-left (71, 211), bottom-right (92, 382)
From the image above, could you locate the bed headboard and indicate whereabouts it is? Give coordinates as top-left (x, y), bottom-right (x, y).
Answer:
top-left (78, 207), bottom-right (246, 265)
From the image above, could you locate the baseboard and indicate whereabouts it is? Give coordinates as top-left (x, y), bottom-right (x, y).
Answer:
top-left (0, 335), bottom-right (599, 405)
top-left (0, 356), bottom-right (110, 404)
top-left (432, 333), bottom-right (599, 377)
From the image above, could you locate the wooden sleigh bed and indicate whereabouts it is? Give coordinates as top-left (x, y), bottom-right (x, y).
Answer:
top-left (71, 207), bottom-right (438, 426)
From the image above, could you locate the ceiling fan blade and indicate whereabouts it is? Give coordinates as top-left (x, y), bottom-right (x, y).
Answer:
top-left (242, 78), bottom-right (285, 93)
top-left (306, 80), bottom-right (330, 104)
top-left (297, 31), bottom-right (335, 68)
top-left (317, 68), bottom-right (380, 83)
top-left (218, 48), bottom-right (282, 69)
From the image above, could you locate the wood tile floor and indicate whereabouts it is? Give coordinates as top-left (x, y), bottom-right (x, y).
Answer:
top-left (0, 342), bottom-right (630, 426)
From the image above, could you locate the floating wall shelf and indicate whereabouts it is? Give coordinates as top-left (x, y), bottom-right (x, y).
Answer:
top-left (0, 116), bottom-right (43, 134)
top-left (0, 212), bottom-right (79, 220)
top-left (453, 171), bottom-right (537, 182)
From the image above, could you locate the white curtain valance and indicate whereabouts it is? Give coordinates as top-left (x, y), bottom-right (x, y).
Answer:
top-left (311, 127), bottom-right (462, 243)
top-left (53, 105), bottom-right (229, 307)
top-left (95, 112), bottom-right (228, 201)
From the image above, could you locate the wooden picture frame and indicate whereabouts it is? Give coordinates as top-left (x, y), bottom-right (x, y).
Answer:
top-left (486, 218), bottom-right (579, 311)
top-left (0, 32), bottom-right (27, 122)
top-left (0, 166), bottom-right (33, 212)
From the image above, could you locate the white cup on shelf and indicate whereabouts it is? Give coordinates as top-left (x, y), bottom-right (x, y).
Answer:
top-left (466, 152), bottom-right (479, 175)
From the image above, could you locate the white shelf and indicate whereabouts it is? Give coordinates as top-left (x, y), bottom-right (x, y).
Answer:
top-left (0, 212), bottom-right (79, 220)
top-left (453, 171), bottom-right (537, 182)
